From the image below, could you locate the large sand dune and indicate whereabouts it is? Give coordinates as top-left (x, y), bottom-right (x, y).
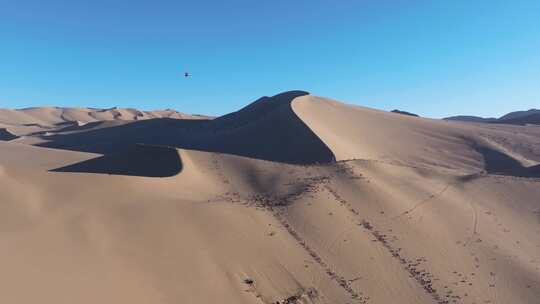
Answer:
top-left (0, 91), bottom-right (539, 304)
top-left (35, 91), bottom-right (335, 163)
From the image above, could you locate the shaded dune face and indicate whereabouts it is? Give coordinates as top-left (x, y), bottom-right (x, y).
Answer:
top-left (0, 128), bottom-right (18, 141)
top-left (39, 91), bottom-right (336, 166)
top-left (52, 144), bottom-right (182, 177)
top-left (473, 145), bottom-right (540, 178)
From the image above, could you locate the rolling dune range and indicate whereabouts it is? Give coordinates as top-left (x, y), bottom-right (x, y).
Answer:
top-left (1, 91), bottom-right (539, 304)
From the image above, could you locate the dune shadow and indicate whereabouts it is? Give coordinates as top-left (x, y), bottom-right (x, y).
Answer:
top-left (475, 145), bottom-right (540, 178)
top-left (51, 144), bottom-right (182, 177)
top-left (30, 120), bottom-right (132, 137)
top-left (38, 90), bottom-right (336, 166)
top-left (0, 128), bottom-right (19, 141)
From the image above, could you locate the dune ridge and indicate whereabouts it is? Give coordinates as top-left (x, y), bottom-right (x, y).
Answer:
top-left (34, 91), bottom-right (336, 164)
top-left (0, 91), bottom-right (539, 304)
top-left (5, 91), bottom-right (538, 178)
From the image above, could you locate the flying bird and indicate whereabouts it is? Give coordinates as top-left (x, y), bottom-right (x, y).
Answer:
top-left (184, 72), bottom-right (191, 77)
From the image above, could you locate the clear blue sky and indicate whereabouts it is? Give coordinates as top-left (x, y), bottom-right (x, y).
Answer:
top-left (1, 1), bottom-right (539, 118)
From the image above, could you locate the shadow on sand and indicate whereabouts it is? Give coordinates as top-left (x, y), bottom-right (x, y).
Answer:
top-left (475, 145), bottom-right (540, 178)
top-left (0, 128), bottom-right (18, 141)
top-left (51, 144), bottom-right (183, 177)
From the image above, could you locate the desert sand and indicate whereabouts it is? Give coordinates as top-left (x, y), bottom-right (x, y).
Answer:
top-left (0, 91), bottom-right (539, 304)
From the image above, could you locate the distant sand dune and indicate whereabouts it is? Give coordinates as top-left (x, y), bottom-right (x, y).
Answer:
top-left (0, 107), bottom-right (206, 130)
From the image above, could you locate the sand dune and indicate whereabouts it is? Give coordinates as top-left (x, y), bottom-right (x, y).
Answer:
top-left (0, 91), bottom-right (539, 304)
top-left (293, 95), bottom-right (540, 175)
top-left (33, 91), bottom-right (334, 164)
top-left (0, 107), bottom-right (207, 137)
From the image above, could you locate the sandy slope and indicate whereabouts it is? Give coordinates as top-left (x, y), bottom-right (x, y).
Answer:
top-left (292, 95), bottom-right (540, 173)
top-left (0, 92), bottom-right (539, 304)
